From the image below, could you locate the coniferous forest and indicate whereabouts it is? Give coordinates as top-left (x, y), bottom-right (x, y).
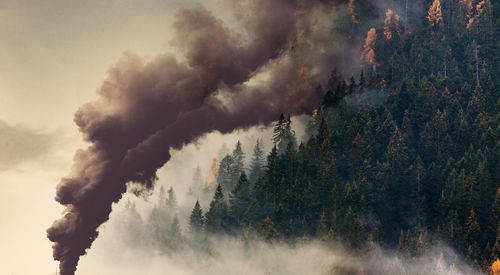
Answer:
top-left (121, 0), bottom-right (500, 273)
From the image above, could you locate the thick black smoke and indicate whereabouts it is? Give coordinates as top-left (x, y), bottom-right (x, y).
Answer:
top-left (47, 1), bottom-right (346, 274)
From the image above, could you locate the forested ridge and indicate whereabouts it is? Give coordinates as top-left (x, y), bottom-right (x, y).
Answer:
top-left (125, 0), bottom-right (500, 273)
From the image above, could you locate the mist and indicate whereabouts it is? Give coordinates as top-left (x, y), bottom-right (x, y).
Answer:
top-left (40, 102), bottom-right (483, 275)
top-left (73, 124), bottom-right (482, 275)
top-left (46, 0), bottom-right (493, 274)
top-left (46, 1), bottom-right (350, 272)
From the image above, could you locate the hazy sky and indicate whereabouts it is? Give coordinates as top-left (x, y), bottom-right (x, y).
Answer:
top-left (0, 1), bottom-right (482, 275)
top-left (1, 1), bottom-right (287, 274)
top-left (0, 1), bottom-right (199, 274)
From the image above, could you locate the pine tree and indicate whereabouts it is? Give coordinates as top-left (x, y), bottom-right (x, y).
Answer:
top-left (205, 184), bottom-right (229, 233)
top-left (273, 113), bottom-right (286, 148)
top-left (384, 9), bottom-right (401, 41)
top-left (248, 139), bottom-right (265, 184)
top-left (166, 215), bottom-right (183, 251)
top-left (316, 117), bottom-right (330, 147)
top-left (189, 200), bottom-right (204, 233)
top-left (466, 209), bottom-right (481, 246)
top-left (386, 126), bottom-right (410, 171)
top-left (166, 186), bottom-right (177, 213)
top-left (317, 211), bottom-right (330, 237)
top-left (189, 164), bottom-right (203, 196)
top-left (420, 110), bottom-right (450, 164)
top-left (158, 185), bottom-right (166, 205)
top-left (259, 217), bottom-right (277, 242)
top-left (217, 155), bottom-right (234, 194)
top-left (231, 141), bottom-right (245, 185)
top-left (229, 172), bottom-right (251, 228)
top-left (121, 199), bottom-right (143, 244)
top-left (273, 114), bottom-right (296, 155)
top-left (427, 0), bottom-right (443, 27)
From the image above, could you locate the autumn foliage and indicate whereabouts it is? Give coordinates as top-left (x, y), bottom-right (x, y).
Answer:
top-left (362, 28), bottom-right (377, 71)
top-left (427, 0), bottom-right (443, 26)
top-left (492, 259), bottom-right (500, 275)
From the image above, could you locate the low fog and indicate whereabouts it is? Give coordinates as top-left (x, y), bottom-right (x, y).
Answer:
top-left (73, 119), bottom-right (481, 275)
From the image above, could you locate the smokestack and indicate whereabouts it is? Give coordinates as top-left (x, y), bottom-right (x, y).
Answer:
top-left (47, 1), bottom-right (346, 274)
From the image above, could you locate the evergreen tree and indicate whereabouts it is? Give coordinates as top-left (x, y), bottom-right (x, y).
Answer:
top-left (386, 126), bottom-right (410, 171)
top-left (229, 172), bottom-right (251, 228)
top-left (205, 184), bottom-right (229, 233)
top-left (189, 200), bottom-right (204, 233)
top-left (427, 0), bottom-right (443, 27)
top-left (273, 114), bottom-right (297, 155)
top-left (259, 217), bottom-right (277, 242)
top-left (231, 141), bottom-right (245, 185)
top-left (169, 215), bottom-right (182, 244)
top-left (171, 2), bottom-right (500, 269)
top-left (188, 164), bottom-right (204, 196)
top-left (166, 186), bottom-right (177, 213)
top-left (248, 139), bottom-right (265, 184)
top-left (217, 155), bottom-right (234, 194)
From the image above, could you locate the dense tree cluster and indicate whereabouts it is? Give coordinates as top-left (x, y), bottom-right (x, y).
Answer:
top-left (124, 0), bottom-right (500, 273)
top-left (188, 0), bottom-right (500, 271)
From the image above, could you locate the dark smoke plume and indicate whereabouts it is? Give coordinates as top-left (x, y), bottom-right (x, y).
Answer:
top-left (47, 0), bottom-right (346, 274)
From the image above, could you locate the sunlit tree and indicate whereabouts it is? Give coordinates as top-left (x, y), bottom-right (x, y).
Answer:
top-left (491, 259), bottom-right (500, 275)
top-left (427, 0), bottom-right (442, 26)
top-left (362, 28), bottom-right (377, 71)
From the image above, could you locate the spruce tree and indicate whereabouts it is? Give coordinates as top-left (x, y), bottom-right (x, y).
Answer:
top-left (259, 217), bottom-right (277, 242)
top-left (189, 200), bottom-right (204, 233)
top-left (166, 186), bottom-right (177, 213)
top-left (205, 184), bottom-right (229, 233)
top-left (231, 141), bottom-right (245, 185)
top-left (229, 172), bottom-right (251, 228)
top-left (273, 114), bottom-right (296, 155)
top-left (272, 113), bottom-right (286, 153)
top-left (168, 215), bottom-right (183, 250)
top-left (217, 155), bottom-right (234, 194)
top-left (189, 164), bottom-right (203, 196)
top-left (248, 139), bottom-right (265, 184)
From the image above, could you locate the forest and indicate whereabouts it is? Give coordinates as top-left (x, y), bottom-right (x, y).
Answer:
top-left (119, 0), bottom-right (500, 273)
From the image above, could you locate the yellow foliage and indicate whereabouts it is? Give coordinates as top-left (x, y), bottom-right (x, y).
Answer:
top-left (427, 0), bottom-right (443, 26)
top-left (206, 156), bottom-right (219, 189)
top-left (348, 0), bottom-right (359, 24)
top-left (384, 9), bottom-right (401, 40)
top-left (362, 28), bottom-right (377, 71)
top-left (492, 259), bottom-right (500, 275)
top-left (467, 0), bottom-right (486, 29)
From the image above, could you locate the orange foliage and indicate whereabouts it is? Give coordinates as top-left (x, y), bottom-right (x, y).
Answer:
top-left (492, 259), bottom-right (500, 275)
top-left (206, 156), bottom-right (219, 189)
top-left (467, 0), bottom-right (486, 29)
top-left (296, 64), bottom-right (312, 92)
top-left (348, 0), bottom-right (359, 24)
top-left (427, 0), bottom-right (443, 26)
top-left (362, 28), bottom-right (377, 71)
top-left (384, 9), bottom-right (401, 40)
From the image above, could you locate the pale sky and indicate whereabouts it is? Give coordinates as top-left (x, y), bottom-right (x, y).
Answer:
top-left (0, 1), bottom-right (309, 274)
top-left (0, 1), bottom-right (475, 275)
top-left (0, 1), bottom-right (198, 274)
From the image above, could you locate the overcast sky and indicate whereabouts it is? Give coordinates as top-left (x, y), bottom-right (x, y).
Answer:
top-left (0, 1), bottom-right (203, 274)
top-left (0, 0), bottom-right (314, 273)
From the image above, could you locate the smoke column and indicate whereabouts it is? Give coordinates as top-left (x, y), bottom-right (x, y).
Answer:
top-left (47, 0), bottom-right (346, 274)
